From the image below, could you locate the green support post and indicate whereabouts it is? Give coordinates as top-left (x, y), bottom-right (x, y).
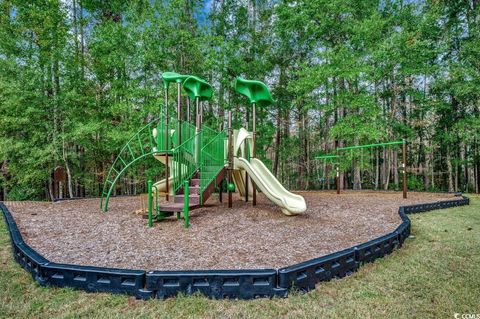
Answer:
top-left (153, 185), bottom-right (159, 218)
top-left (402, 139), bottom-right (407, 199)
top-left (147, 180), bottom-right (153, 227)
top-left (183, 180), bottom-right (190, 228)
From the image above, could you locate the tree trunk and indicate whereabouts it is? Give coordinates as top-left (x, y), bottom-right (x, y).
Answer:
top-left (303, 112), bottom-right (309, 190)
top-left (393, 148), bottom-right (399, 187)
top-left (48, 177), bottom-right (54, 201)
top-left (446, 144), bottom-right (454, 192)
top-left (424, 148), bottom-right (431, 191)
top-left (65, 159), bottom-right (74, 198)
top-left (375, 148), bottom-right (379, 190)
top-left (383, 147), bottom-right (391, 190)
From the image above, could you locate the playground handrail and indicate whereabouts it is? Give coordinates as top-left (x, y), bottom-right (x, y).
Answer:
top-left (172, 130), bottom-right (201, 194)
top-left (199, 129), bottom-right (227, 203)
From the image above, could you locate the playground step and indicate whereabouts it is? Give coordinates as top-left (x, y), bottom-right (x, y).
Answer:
top-left (174, 194), bottom-right (200, 205)
top-left (176, 186), bottom-right (200, 195)
top-left (200, 167), bottom-right (227, 205)
top-left (157, 203), bottom-right (199, 212)
top-left (188, 186), bottom-right (200, 195)
top-left (190, 179), bottom-right (200, 186)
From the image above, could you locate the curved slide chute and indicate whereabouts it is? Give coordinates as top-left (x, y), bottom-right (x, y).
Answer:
top-left (232, 169), bottom-right (253, 198)
top-left (234, 157), bottom-right (307, 215)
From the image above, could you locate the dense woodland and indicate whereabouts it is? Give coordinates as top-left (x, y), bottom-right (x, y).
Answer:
top-left (0, 0), bottom-right (479, 201)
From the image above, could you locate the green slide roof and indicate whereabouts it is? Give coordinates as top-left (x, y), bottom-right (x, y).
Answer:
top-left (182, 75), bottom-right (213, 101)
top-left (161, 72), bottom-right (190, 89)
top-left (234, 77), bottom-right (274, 107)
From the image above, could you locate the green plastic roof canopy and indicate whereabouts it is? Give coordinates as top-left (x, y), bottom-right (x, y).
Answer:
top-left (161, 72), bottom-right (190, 89)
top-left (234, 77), bottom-right (274, 107)
top-left (182, 75), bottom-right (213, 101)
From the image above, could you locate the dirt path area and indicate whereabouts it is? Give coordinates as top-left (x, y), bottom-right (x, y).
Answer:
top-left (4, 191), bottom-right (458, 270)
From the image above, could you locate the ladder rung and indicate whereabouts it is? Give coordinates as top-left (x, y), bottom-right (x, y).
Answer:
top-left (137, 135), bottom-right (145, 155)
top-left (119, 156), bottom-right (127, 166)
top-left (127, 144), bottom-right (135, 159)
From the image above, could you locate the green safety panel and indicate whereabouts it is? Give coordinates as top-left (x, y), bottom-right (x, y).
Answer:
top-left (162, 72), bottom-right (190, 89)
top-left (234, 77), bottom-right (274, 107)
top-left (182, 75), bottom-right (213, 101)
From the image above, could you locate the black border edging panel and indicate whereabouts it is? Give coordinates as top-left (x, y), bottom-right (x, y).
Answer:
top-left (0, 203), bottom-right (153, 299)
top-left (0, 196), bottom-right (471, 300)
top-left (355, 231), bottom-right (400, 264)
top-left (278, 248), bottom-right (358, 291)
top-left (39, 263), bottom-right (152, 298)
top-left (1, 203), bottom-right (49, 280)
top-left (146, 269), bottom-right (286, 299)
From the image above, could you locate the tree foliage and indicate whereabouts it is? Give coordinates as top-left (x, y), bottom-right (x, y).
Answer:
top-left (0, 0), bottom-right (479, 200)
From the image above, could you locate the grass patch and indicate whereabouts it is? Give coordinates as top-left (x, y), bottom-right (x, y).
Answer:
top-left (1, 196), bottom-right (479, 318)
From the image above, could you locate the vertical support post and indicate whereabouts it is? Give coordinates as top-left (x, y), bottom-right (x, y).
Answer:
top-left (154, 185), bottom-right (159, 217)
top-left (183, 180), bottom-right (190, 228)
top-left (245, 105), bottom-right (249, 203)
top-left (195, 97), bottom-right (201, 167)
top-left (164, 87), bottom-right (170, 201)
top-left (245, 171), bottom-right (249, 202)
top-left (177, 81), bottom-right (182, 146)
top-left (187, 98), bottom-right (191, 123)
top-left (252, 102), bottom-right (257, 206)
top-left (199, 99), bottom-right (203, 128)
top-left (336, 166), bottom-right (340, 195)
top-left (219, 180), bottom-right (223, 203)
top-left (402, 139), bottom-right (407, 199)
top-left (228, 111), bottom-right (233, 208)
top-left (195, 97), bottom-right (200, 131)
top-left (147, 180), bottom-right (153, 227)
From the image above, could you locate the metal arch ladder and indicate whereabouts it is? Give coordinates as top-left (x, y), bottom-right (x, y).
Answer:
top-left (100, 114), bottom-right (194, 212)
top-left (100, 119), bottom-right (161, 212)
top-left (100, 118), bottom-right (227, 215)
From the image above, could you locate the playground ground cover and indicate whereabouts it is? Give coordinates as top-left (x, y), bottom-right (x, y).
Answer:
top-left (0, 195), bottom-right (478, 318)
top-left (5, 191), bottom-right (457, 270)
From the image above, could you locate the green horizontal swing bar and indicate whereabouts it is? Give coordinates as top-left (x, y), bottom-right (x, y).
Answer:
top-left (315, 140), bottom-right (405, 161)
top-left (315, 154), bottom-right (342, 160)
top-left (336, 140), bottom-right (405, 151)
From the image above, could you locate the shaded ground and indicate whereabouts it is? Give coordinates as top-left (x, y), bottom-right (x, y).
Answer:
top-left (4, 190), bottom-right (458, 270)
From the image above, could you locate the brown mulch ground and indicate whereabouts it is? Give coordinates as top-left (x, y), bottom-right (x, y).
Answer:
top-left (3, 191), bottom-right (459, 271)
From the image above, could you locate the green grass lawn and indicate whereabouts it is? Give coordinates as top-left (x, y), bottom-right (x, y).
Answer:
top-left (1, 196), bottom-right (479, 319)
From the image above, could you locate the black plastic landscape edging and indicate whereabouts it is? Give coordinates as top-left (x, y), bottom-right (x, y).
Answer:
top-left (0, 196), bottom-right (470, 300)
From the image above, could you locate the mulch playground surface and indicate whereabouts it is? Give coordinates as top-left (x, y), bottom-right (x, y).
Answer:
top-left (4, 191), bottom-right (459, 271)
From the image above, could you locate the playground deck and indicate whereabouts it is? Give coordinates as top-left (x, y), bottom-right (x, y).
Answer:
top-left (5, 191), bottom-right (458, 271)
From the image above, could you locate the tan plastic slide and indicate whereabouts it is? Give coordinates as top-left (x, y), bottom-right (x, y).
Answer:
top-left (151, 177), bottom-right (174, 195)
top-left (234, 157), bottom-right (307, 215)
top-left (232, 169), bottom-right (253, 199)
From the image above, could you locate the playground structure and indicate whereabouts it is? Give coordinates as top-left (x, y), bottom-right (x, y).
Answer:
top-left (100, 73), bottom-right (306, 227)
top-left (316, 140), bottom-right (408, 198)
top-left (2, 73), bottom-right (471, 301)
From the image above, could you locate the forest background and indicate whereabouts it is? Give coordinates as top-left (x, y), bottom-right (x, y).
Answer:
top-left (0, 0), bottom-right (479, 200)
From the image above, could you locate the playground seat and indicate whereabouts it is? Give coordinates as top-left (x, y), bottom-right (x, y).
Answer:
top-left (233, 77), bottom-right (274, 107)
top-left (161, 72), bottom-right (190, 88)
top-left (182, 75), bottom-right (213, 101)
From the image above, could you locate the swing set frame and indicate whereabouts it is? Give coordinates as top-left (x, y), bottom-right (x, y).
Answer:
top-left (316, 140), bottom-right (407, 198)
